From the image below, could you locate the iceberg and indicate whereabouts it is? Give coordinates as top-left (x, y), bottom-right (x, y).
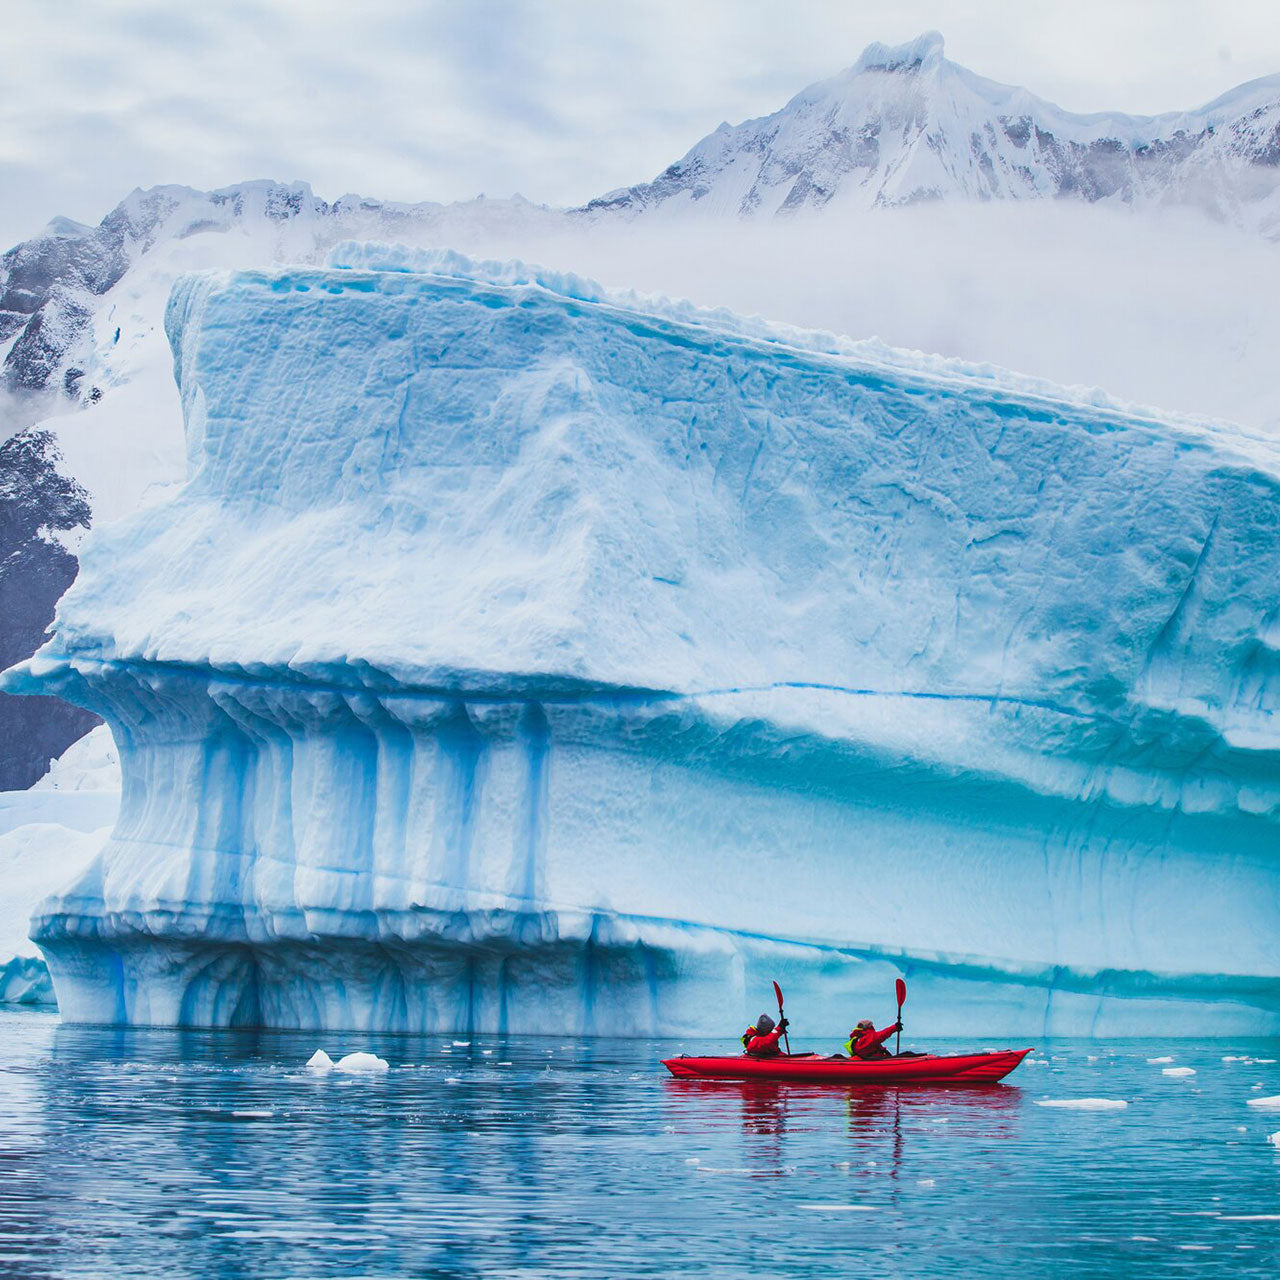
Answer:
top-left (5, 245), bottom-right (1280, 1035)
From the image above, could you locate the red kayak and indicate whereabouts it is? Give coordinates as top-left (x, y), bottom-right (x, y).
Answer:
top-left (662, 1048), bottom-right (1033, 1085)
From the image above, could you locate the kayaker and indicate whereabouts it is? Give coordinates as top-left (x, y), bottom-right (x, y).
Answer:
top-left (844, 1018), bottom-right (902, 1059)
top-left (742, 1012), bottom-right (790, 1057)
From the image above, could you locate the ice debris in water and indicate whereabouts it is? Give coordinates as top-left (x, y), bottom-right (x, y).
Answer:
top-left (306, 1049), bottom-right (335, 1072)
top-left (1035, 1098), bottom-right (1129, 1110)
top-left (452, 1041), bottom-right (471, 1047)
top-left (1222, 1056), bottom-right (1247, 1062)
top-left (1245, 1095), bottom-right (1280, 1108)
top-left (1147, 1056), bottom-right (1175, 1064)
top-left (334, 1052), bottom-right (389, 1074)
top-left (1163, 1067), bottom-right (1196, 1077)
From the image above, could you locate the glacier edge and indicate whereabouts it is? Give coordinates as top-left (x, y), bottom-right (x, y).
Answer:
top-left (6, 245), bottom-right (1280, 1035)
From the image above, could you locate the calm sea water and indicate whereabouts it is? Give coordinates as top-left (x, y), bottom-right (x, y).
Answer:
top-left (3, 1009), bottom-right (1280, 1278)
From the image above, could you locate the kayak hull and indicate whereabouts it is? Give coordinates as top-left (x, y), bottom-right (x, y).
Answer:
top-left (662, 1048), bottom-right (1033, 1084)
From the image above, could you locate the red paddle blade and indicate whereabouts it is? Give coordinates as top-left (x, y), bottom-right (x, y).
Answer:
top-left (772, 980), bottom-right (785, 1011)
top-left (895, 978), bottom-right (907, 1007)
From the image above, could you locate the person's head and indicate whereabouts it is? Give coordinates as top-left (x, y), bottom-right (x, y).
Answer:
top-left (755, 1013), bottom-right (776, 1036)
top-left (854, 1019), bottom-right (875, 1032)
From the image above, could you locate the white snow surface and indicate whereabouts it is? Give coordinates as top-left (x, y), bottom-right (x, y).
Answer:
top-left (0, 726), bottom-right (120, 1004)
top-left (8, 248), bottom-right (1280, 1034)
top-left (32, 724), bottom-right (120, 791)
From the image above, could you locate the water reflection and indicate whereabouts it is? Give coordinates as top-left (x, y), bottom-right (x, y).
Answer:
top-left (4, 1015), bottom-right (1280, 1279)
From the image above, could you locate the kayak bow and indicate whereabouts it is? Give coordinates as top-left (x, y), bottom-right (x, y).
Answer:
top-left (662, 1048), bottom-right (1032, 1085)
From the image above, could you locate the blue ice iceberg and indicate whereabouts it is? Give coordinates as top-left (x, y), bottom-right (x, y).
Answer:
top-left (6, 244), bottom-right (1280, 1034)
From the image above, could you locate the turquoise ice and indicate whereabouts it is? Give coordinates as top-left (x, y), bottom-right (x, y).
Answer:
top-left (6, 246), bottom-right (1280, 1034)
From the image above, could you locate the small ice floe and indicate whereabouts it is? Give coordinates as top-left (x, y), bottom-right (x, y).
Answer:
top-left (1222, 1056), bottom-right (1247, 1062)
top-left (917, 1178), bottom-right (936, 1187)
top-left (1130, 1236), bottom-right (1158, 1243)
top-left (1221, 1212), bottom-right (1280, 1220)
top-left (1147, 1056), bottom-right (1175, 1064)
top-left (305, 1049), bottom-right (335, 1072)
top-left (1245, 1095), bottom-right (1280, 1109)
top-left (1176, 1244), bottom-right (1212, 1251)
top-left (481, 1049), bottom-right (493, 1056)
top-left (231, 1110), bottom-right (273, 1118)
top-left (1035, 1098), bottom-right (1128, 1110)
top-left (444, 1076), bottom-right (461, 1085)
top-left (1163, 1067), bottom-right (1196, 1077)
top-left (333, 1052), bottom-right (389, 1074)
top-left (452, 1040), bottom-right (471, 1048)
top-left (685, 1157), bottom-right (700, 1166)
top-left (1269, 1132), bottom-right (1280, 1148)
top-left (1254, 1059), bottom-right (1277, 1065)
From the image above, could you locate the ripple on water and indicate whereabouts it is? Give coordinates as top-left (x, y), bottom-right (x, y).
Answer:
top-left (2, 1013), bottom-right (1280, 1278)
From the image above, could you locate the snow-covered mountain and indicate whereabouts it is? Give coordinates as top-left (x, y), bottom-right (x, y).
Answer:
top-left (0, 180), bottom-right (555, 408)
top-left (587, 32), bottom-right (1280, 230)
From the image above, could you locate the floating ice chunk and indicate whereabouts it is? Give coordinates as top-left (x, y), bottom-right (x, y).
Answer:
top-left (1163, 1067), bottom-right (1196, 1077)
top-left (231, 1110), bottom-right (273, 1118)
top-left (333, 1051), bottom-right (388, 1074)
top-left (1253, 1059), bottom-right (1277, 1064)
top-left (1222, 1056), bottom-right (1246, 1062)
top-left (1147, 1056), bottom-right (1175, 1064)
top-left (305, 1049), bottom-right (335, 1071)
top-left (1270, 1133), bottom-right (1280, 1148)
top-left (1245, 1095), bottom-right (1280, 1109)
top-left (1222, 1212), bottom-right (1280, 1219)
top-left (452, 1040), bottom-right (471, 1047)
top-left (1035, 1098), bottom-right (1128, 1110)
top-left (917, 1178), bottom-right (935, 1187)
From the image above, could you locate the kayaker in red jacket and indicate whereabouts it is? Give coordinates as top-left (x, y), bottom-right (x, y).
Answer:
top-left (742, 1012), bottom-right (790, 1056)
top-left (844, 1018), bottom-right (902, 1059)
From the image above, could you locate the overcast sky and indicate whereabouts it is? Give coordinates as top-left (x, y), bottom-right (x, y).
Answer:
top-left (2, 0), bottom-right (1278, 249)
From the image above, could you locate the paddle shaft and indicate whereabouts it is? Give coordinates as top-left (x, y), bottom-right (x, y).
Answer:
top-left (894, 977), bottom-right (907, 1056)
top-left (773, 981), bottom-right (790, 1055)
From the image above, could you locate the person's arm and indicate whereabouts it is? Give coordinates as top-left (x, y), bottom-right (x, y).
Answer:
top-left (855, 1022), bottom-right (900, 1052)
top-left (746, 1018), bottom-right (789, 1053)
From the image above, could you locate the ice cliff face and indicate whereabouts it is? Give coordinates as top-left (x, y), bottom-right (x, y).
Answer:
top-left (588, 32), bottom-right (1280, 232)
top-left (6, 246), bottom-right (1280, 1035)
